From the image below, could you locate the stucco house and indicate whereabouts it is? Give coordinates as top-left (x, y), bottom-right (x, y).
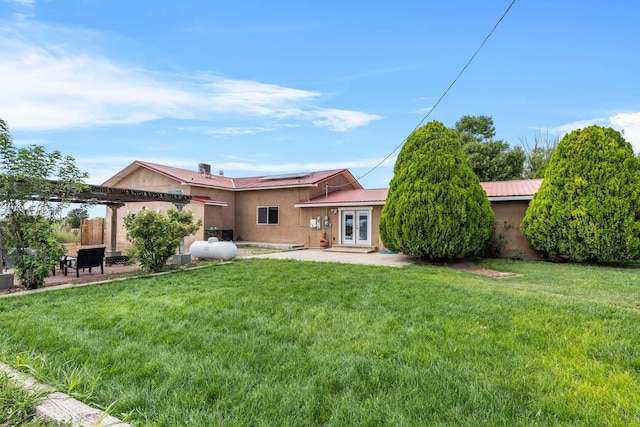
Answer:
top-left (102, 160), bottom-right (542, 259)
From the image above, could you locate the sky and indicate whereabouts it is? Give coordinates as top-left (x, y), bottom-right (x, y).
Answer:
top-left (1, 0), bottom-right (640, 216)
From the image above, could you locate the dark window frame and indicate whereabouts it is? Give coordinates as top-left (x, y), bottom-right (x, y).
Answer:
top-left (257, 206), bottom-right (279, 225)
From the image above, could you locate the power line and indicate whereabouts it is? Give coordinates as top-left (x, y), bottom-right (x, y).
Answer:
top-left (350, 0), bottom-right (518, 185)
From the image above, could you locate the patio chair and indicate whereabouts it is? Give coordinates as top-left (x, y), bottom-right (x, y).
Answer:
top-left (1, 249), bottom-right (13, 272)
top-left (2, 248), bottom-right (57, 275)
top-left (63, 247), bottom-right (106, 278)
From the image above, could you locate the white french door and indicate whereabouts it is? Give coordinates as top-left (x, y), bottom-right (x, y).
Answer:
top-left (341, 209), bottom-right (371, 245)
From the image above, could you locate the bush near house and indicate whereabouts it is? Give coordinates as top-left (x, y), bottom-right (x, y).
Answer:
top-left (124, 208), bottom-right (201, 272)
top-left (521, 125), bottom-right (640, 262)
top-left (379, 121), bottom-right (494, 259)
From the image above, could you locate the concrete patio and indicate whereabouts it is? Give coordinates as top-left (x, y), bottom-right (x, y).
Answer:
top-left (244, 248), bottom-right (417, 267)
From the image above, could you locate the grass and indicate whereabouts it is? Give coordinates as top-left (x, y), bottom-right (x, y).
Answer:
top-left (53, 225), bottom-right (80, 245)
top-left (0, 371), bottom-right (63, 426)
top-left (0, 258), bottom-right (639, 426)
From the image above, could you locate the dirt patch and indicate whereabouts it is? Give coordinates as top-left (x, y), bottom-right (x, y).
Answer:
top-left (423, 260), bottom-right (522, 278)
top-left (451, 263), bottom-right (521, 278)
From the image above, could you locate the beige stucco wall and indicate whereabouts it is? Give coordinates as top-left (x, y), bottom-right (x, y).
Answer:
top-left (370, 205), bottom-right (384, 249)
top-left (230, 203), bottom-right (384, 249)
top-left (189, 185), bottom-right (237, 243)
top-left (113, 168), bottom-right (180, 192)
top-left (491, 200), bottom-right (541, 260)
top-left (233, 187), bottom-right (313, 244)
top-left (230, 174), bottom-right (363, 246)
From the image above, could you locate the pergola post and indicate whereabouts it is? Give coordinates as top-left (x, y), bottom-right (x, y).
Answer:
top-left (106, 203), bottom-right (125, 257)
top-left (172, 203), bottom-right (191, 265)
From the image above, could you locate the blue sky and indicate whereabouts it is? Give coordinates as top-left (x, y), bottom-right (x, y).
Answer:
top-left (1, 0), bottom-right (639, 197)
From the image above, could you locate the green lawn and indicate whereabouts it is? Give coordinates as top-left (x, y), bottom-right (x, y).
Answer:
top-left (0, 372), bottom-right (61, 426)
top-left (0, 258), bottom-right (639, 426)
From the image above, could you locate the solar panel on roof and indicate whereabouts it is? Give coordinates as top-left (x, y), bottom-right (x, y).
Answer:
top-left (258, 172), bottom-right (313, 181)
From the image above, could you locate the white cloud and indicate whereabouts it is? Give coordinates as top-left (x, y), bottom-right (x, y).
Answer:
top-left (4, 0), bottom-right (34, 6)
top-left (311, 109), bottom-right (382, 131)
top-left (11, 137), bottom-right (49, 146)
top-left (554, 113), bottom-right (640, 153)
top-left (609, 112), bottom-right (640, 152)
top-left (201, 126), bottom-right (277, 136)
top-left (183, 123), bottom-right (299, 136)
top-left (0, 21), bottom-right (380, 132)
top-left (210, 157), bottom-right (394, 175)
top-left (553, 118), bottom-right (608, 136)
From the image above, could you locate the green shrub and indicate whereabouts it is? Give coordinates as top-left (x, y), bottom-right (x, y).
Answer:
top-left (6, 215), bottom-right (65, 289)
top-left (379, 121), bottom-right (495, 259)
top-left (480, 232), bottom-right (508, 258)
top-left (124, 208), bottom-right (201, 272)
top-left (521, 125), bottom-right (640, 262)
top-left (0, 118), bottom-right (88, 288)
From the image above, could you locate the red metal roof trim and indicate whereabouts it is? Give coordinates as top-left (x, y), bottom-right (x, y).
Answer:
top-left (191, 196), bottom-right (228, 207)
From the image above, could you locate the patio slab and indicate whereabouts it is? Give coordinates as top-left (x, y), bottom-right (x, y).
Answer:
top-left (245, 248), bottom-right (417, 267)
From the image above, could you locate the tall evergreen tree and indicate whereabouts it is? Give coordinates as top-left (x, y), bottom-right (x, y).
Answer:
top-left (379, 121), bottom-right (494, 259)
top-left (521, 125), bottom-right (640, 262)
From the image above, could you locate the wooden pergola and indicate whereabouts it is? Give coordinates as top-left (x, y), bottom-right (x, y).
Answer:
top-left (53, 184), bottom-right (192, 256)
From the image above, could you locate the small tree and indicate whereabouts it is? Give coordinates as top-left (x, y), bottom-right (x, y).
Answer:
top-left (521, 125), bottom-right (640, 262)
top-left (65, 207), bottom-right (89, 229)
top-left (124, 208), bottom-right (201, 272)
top-left (0, 119), bottom-right (89, 288)
top-left (379, 121), bottom-right (495, 259)
top-left (520, 130), bottom-right (559, 179)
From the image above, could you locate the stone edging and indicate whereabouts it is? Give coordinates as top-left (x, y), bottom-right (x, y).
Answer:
top-left (0, 362), bottom-right (131, 427)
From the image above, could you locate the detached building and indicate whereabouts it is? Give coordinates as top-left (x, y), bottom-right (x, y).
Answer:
top-left (102, 161), bottom-right (542, 259)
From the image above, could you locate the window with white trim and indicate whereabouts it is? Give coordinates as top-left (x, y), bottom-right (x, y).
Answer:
top-left (257, 206), bottom-right (279, 225)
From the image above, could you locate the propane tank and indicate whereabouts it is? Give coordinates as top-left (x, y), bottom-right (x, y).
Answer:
top-left (189, 238), bottom-right (238, 260)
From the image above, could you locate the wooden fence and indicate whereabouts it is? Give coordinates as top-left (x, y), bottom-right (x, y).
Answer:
top-left (81, 219), bottom-right (104, 246)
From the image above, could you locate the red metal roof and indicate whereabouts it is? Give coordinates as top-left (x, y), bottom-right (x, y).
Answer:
top-left (134, 161), bottom-right (236, 189)
top-left (105, 161), bottom-right (362, 191)
top-left (232, 169), bottom-right (362, 190)
top-left (480, 179), bottom-right (543, 199)
top-left (295, 188), bottom-right (388, 207)
top-left (295, 179), bottom-right (543, 206)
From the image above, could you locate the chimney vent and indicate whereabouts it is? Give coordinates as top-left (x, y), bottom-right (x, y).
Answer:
top-left (198, 163), bottom-right (211, 177)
